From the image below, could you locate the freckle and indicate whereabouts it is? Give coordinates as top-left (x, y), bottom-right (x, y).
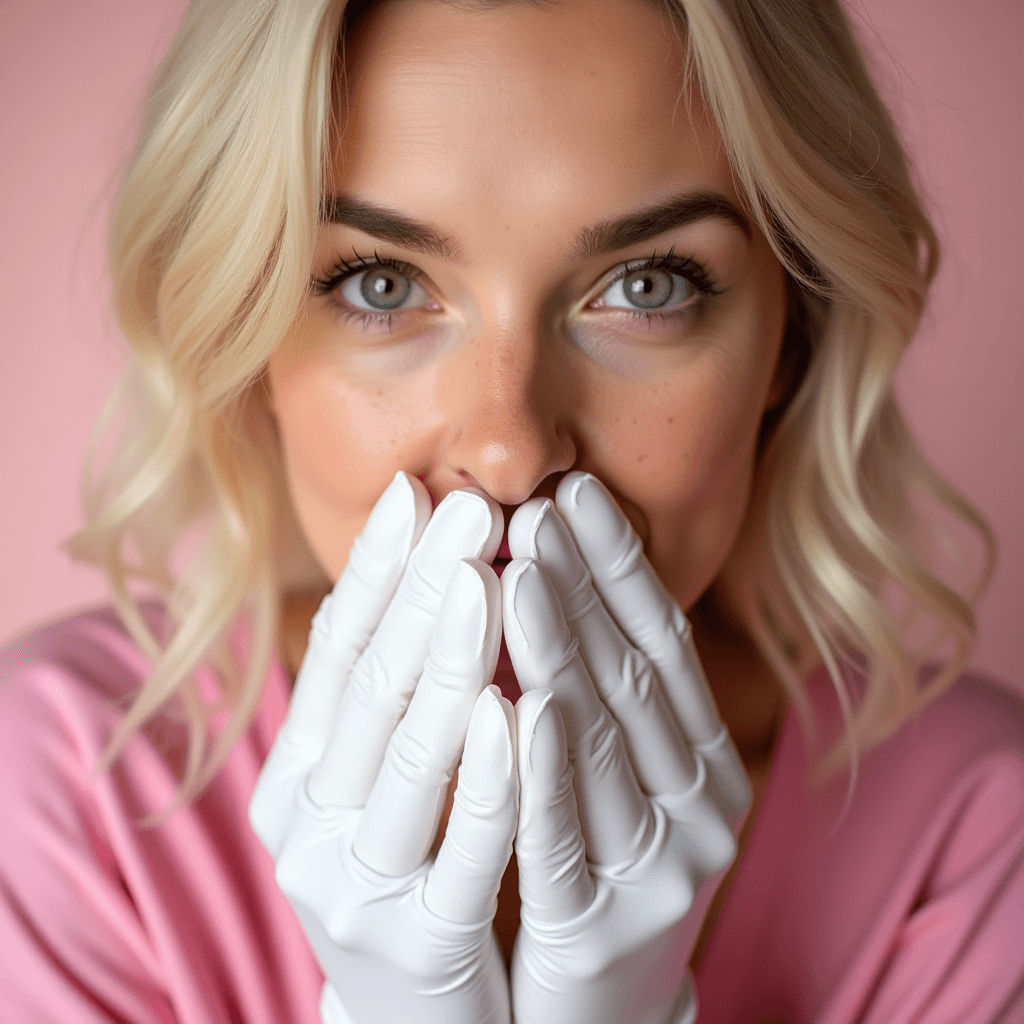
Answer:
top-left (668, 417), bottom-right (675, 424)
top-left (638, 453), bottom-right (647, 463)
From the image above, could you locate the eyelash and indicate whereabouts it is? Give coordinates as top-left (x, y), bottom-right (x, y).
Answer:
top-left (311, 250), bottom-right (426, 331)
top-left (599, 246), bottom-right (724, 325)
top-left (310, 246), bottom-right (723, 331)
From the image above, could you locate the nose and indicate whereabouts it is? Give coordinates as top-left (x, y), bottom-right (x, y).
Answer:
top-left (440, 323), bottom-right (577, 507)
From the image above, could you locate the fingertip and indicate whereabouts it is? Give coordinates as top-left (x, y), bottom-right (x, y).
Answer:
top-left (554, 473), bottom-right (642, 576)
top-left (499, 557), bottom-right (536, 649)
top-left (461, 556), bottom-right (502, 611)
top-left (514, 688), bottom-right (565, 778)
top-left (359, 470), bottom-right (432, 565)
top-left (400, 471), bottom-right (435, 539)
top-left (440, 486), bottom-right (504, 563)
top-left (485, 682), bottom-right (518, 754)
top-left (468, 557), bottom-right (505, 675)
top-left (554, 470), bottom-right (597, 516)
top-left (465, 684), bottom-right (516, 783)
top-left (553, 471), bottom-right (600, 564)
top-left (433, 559), bottom-right (490, 660)
top-left (500, 559), bottom-right (573, 680)
top-left (514, 686), bottom-right (554, 723)
top-left (507, 497), bottom-right (551, 560)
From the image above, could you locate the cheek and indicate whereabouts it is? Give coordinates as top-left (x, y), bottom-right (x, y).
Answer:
top-left (269, 354), bottom-right (440, 579)
top-left (589, 348), bottom-right (773, 611)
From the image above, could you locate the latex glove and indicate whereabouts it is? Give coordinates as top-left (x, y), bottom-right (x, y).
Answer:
top-left (249, 472), bottom-right (519, 1024)
top-left (503, 471), bottom-right (753, 1024)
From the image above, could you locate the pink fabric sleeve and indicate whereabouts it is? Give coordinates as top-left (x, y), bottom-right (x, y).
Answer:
top-left (0, 661), bottom-right (176, 1022)
top-left (818, 751), bottom-right (1024, 1023)
top-left (694, 670), bottom-right (1024, 1024)
top-left (0, 609), bottom-right (323, 1024)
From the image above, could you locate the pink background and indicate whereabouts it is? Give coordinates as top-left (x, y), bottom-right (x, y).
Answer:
top-left (2, 1), bottom-right (1021, 688)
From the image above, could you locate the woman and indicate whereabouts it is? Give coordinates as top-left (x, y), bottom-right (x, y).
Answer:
top-left (1, 0), bottom-right (1021, 1021)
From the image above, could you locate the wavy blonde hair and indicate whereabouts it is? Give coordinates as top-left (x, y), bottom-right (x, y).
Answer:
top-left (67, 0), bottom-right (995, 802)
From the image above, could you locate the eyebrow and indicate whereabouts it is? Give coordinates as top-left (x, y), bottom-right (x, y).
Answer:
top-left (571, 190), bottom-right (752, 258)
top-left (320, 193), bottom-right (462, 261)
top-left (319, 187), bottom-right (752, 264)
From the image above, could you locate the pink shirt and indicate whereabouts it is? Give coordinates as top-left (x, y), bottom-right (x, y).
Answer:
top-left (1, 604), bottom-right (1022, 1022)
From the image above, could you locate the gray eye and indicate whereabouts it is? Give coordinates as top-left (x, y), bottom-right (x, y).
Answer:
top-left (360, 268), bottom-right (411, 310)
top-left (597, 266), bottom-right (696, 314)
top-left (622, 269), bottom-right (674, 309)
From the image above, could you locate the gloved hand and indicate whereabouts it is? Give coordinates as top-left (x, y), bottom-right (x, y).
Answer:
top-left (249, 471), bottom-right (519, 1024)
top-left (503, 471), bottom-right (753, 1024)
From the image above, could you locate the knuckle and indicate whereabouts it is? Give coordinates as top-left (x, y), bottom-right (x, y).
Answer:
top-left (534, 627), bottom-right (579, 678)
top-left (308, 590), bottom-right (369, 659)
top-left (422, 654), bottom-right (476, 694)
top-left (617, 647), bottom-right (657, 705)
top-left (536, 821), bottom-right (587, 876)
top-left (347, 646), bottom-right (397, 712)
top-left (604, 530), bottom-right (645, 584)
top-left (324, 909), bottom-right (359, 951)
top-left (632, 602), bottom-right (688, 660)
top-left (400, 560), bottom-right (446, 614)
top-left (684, 807), bottom-right (738, 875)
top-left (248, 787), bottom-right (280, 852)
top-left (442, 833), bottom-right (479, 875)
top-left (387, 725), bottom-right (444, 786)
top-left (653, 613), bottom-right (683, 656)
top-left (693, 776), bottom-right (740, 872)
top-left (437, 833), bottom-right (496, 889)
top-left (452, 777), bottom-right (501, 820)
top-left (346, 532), bottom-right (392, 587)
top-left (668, 602), bottom-right (691, 642)
top-left (573, 709), bottom-right (626, 782)
top-left (662, 871), bottom-right (699, 921)
top-left (709, 814), bottom-right (739, 871)
top-left (533, 760), bottom-right (577, 816)
top-left (562, 571), bottom-right (600, 623)
top-left (274, 841), bottom-right (311, 905)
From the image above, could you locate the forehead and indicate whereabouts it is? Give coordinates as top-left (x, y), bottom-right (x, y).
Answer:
top-left (332, 0), bottom-right (736, 227)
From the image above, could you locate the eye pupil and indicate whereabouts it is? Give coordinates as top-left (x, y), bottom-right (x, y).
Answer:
top-left (625, 269), bottom-right (674, 309)
top-left (361, 269), bottom-right (410, 310)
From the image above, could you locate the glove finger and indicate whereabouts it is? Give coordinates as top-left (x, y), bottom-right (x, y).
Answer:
top-left (502, 558), bottom-right (653, 867)
top-left (308, 488), bottom-right (503, 809)
top-left (424, 685), bottom-right (518, 925)
top-left (513, 688), bottom-right (594, 925)
top-left (555, 473), bottom-right (750, 818)
top-left (354, 559), bottom-right (502, 877)
top-left (281, 471), bottom-right (431, 757)
top-left (509, 497), bottom-right (698, 797)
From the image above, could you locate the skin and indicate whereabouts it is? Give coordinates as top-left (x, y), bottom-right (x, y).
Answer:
top-left (265, 0), bottom-right (795, 969)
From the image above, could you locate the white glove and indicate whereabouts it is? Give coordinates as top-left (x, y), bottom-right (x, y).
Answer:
top-left (249, 472), bottom-right (519, 1024)
top-left (503, 471), bottom-right (752, 1024)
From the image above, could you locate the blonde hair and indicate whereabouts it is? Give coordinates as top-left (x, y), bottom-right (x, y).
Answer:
top-left (67, 0), bottom-right (995, 802)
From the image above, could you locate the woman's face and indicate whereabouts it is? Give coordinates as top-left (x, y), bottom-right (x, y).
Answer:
top-left (267, 0), bottom-right (789, 617)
